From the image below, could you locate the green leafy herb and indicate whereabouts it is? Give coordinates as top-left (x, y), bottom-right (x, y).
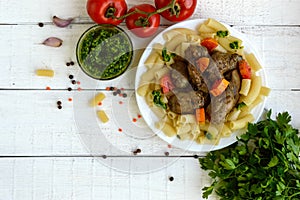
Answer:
top-left (216, 30), bottom-right (229, 38)
top-left (152, 90), bottom-right (167, 109)
top-left (162, 47), bottom-right (176, 62)
top-left (229, 41), bottom-right (240, 50)
top-left (236, 102), bottom-right (246, 110)
top-left (199, 110), bottom-right (300, 199)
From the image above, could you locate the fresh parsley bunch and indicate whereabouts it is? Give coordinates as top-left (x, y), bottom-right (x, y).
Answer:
top-left (199, 110), bottom-right (300, 199)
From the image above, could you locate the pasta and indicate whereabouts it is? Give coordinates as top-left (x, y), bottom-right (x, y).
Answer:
top-left (241, 75), bottom-right (262, 106)
top-left (35, 69), bottom-right (54, 77)
top-left (205, 18), bottom-right (229, 32)
top-left (90, 92), bottom-right (106, 107)
top-left (230, 114), bottom-right (254, 130)
top-left (239, 79), bottom-right (252, 96)
top-left (97, 110), bottom-right (109, 123)
top-left (245, 53), bottom-right (262, 72)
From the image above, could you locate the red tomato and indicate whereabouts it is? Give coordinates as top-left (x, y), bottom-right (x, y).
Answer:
top-left (125, 4), bottom-right (160, 38)
top-left (155, 0), bottom-right (197, 22)
top-left (86, 0), bottom-right (127, 25)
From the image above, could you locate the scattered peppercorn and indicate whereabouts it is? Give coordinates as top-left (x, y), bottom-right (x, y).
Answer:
top-left (57, 101), bottom-right (62, 105)
top-left (133, 148), bottom-right (141, 155)
top-left (68, 98), bottom-right (73, 102)
top-left (71, 80), bottom-right (76, 84)
top-left (164, 152), bottom-right (170, 156)
top-left (193, 155), bottom-right (199, 159)
top-left (118, 128), bottom-right (122, 132)
top-left (67, 87), bottom-right (72, 91)
top-left (38, 22), bottom-right (44, 27)
top-left (132, 118), bottom-right (137, 122)
top-left (46, 86), bottom-right (51, 90)
top-left (116, 89), bottom-right (121, 94)
top-left (66, 62), bottom-right (71, 66)
top-left (113, 91), bottom-right (118, 96)
top-left (70, 61), bottom-right (75, 66)
top-left (58, 105), bottom-right (62, 109)
top-left (110, 86), bottom-right (114, 91)
top-left (122, 93), bottom-right (127, 98)
top-left (69, 75), bottom-right (74, 79)
top-left (169, 176), bottom-right (174, 182)
top-left (102, 155), bottom-right (107, 159)
top-left (137, 114), bottom-right (142, 118)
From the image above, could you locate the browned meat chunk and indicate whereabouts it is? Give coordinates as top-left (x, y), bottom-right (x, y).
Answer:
top-left (208, 70), bottom-right (241, 124)
top-left (170, 57), bottom-right (190, 89)
top-left (167, 90), bottom-right (206, 114)
top-left (211, 51), bottom-right (242, 74)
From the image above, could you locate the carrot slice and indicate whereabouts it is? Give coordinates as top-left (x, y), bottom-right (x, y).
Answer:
top-left (200, 38), bottom-right (219, 52)
top-left (210, 79), bottom-right (229, 96)
top-left (196, 57), bottom-right (210, 72)
top-left (195, 108), bottom-right (205, 124)
top-left (238, 59), bottom-right (252, 79)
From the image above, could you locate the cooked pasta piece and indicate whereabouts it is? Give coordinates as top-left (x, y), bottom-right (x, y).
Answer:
top-left (198, 24), bottom-right (216, 34)
top-left (245, 53), bottom-right (262, 72)
top-left (89, 92), bottom-right (106, 107)
top-left (144, 51), bottom-right (160, 69)
top-left (205, 18), bottom-right (229, 33)
top-left (241, 75), bottom-right (262, 106)
top-left (227, 108), bottom-right (242, 121)
top-left (165, 34), bottom-right (187, 51)
top-left (178, 114), bottom-right (196, 124)
top-left (36, 69), bottom-right (54, 77)
top-left (260, 86), bottom-right (271, 96)
top-left (137, 84), bottom-right (150, 97)
top-left (97, 110), bottom-right (109, 123)
top-left (230, 114), bottom-right (254, 130)
top-left (155, 121), bottom-right (177, 137)
top-left (221, 123), bottom-right (232, 137)
top-left (218, 36), bottom-right (243, 53)
top-left (151, 106), bottom-right (167, 119)
top-left (239, 79), bottom-right (252, 96)
top-left (155, 67), bottom-right (169, 81)
top-left (176, 123), bottom-right (192, 134)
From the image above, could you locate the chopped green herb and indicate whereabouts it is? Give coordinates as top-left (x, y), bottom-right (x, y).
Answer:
top-left (152, 90), bottom-right (167, 109)
top-left (229, 41), bottom-right (240, 49)
top-left (162, 47), bottom-right (176, 62)
top-left (216, 30), bottom-right (229, 38)
top-left (199, 110), bottom-right (300, 199)
top-left (236, 102), bottom-right (246, 110)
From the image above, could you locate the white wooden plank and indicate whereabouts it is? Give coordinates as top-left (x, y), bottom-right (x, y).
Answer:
top-left (0, 90), bottom-right (299, 156)
top-left (0, 157), bottom-right (214, 200)
top-left (0, 25), bottom-right (300, 90)
top-left (0, 0), bottom-right (299, 25)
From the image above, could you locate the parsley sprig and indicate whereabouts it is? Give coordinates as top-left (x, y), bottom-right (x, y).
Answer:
top-left (199, 110), bottom-right (300, 199)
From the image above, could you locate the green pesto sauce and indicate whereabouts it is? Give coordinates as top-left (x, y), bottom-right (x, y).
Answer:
top-left (78, 25), bottom-right (133, 80)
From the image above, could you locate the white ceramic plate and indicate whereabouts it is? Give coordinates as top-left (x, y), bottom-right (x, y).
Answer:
top-left (135, 19), bottom-right (267, 152)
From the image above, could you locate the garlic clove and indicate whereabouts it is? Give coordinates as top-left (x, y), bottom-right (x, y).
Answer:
top-left (53, 16), bottom-right (74, 28)
top-left (42, 37), bottom-right (63, 47)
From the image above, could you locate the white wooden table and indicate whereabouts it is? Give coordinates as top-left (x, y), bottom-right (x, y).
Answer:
top-left (0, 0), bottom-right (299, 199)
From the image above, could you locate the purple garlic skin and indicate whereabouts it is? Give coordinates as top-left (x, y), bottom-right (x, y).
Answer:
top-left (53, 16), bottom-right (74, 28)
top-left (42, 37), bottom-right (63, 47)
